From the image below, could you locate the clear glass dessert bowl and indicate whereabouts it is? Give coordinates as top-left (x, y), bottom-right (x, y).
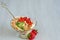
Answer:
top-left (0, 2), bottom-right (37, 39)
top-left (11, 16), bottom-right (36, 39)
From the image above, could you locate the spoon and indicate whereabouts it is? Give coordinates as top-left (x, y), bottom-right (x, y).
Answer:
top-left (0, 2), bottom-right (16, 19)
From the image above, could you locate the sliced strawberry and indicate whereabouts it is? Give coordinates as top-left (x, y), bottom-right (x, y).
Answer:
top-left (28, 21), bottom-right (33, 25)
top-left (18, 17), bottom-right (25, 22)
top-left (26, 18), bottom-right (30, 23)
top-left (26, 18), bottom-right (33, 25)
top-left (23, 17), bottom-right (27, 21)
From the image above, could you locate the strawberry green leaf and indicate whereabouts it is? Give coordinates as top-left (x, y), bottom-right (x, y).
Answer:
top-left (27, 33), bottom-right (30, 38)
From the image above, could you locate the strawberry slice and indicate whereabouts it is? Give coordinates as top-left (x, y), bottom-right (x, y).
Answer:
top-left (18, 17), bottom-right (25, 22)
top-left (26, 18), bottom-right (30, 23)
top-left (26, 18), bottom-right (33, 25)
top-left (23, 17), bottom-right (27, 21)
top-left (28, 21), bottom-right (33, 25)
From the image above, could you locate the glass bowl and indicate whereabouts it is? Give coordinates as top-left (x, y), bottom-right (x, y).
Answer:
top-left (11, 16), bottom-right (36, 39)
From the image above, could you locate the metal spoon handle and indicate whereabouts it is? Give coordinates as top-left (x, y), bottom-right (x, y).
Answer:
top-left (0, 2), bottom-right (15, 19)
top-left (4, 6), bottom-right (16, 19)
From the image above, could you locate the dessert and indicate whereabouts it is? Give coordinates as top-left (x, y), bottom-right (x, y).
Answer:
top-left (11, 16), bottom-right (38, 39)
top-left (11, 16), bottom-right (35, 31)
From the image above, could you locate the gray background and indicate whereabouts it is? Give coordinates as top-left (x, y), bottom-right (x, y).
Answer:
top-left (0, 0), bottom-right (60, 40)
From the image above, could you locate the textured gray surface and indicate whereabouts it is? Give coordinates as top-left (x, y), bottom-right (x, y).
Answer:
top-left (0, 0), bottom-right (60, 40)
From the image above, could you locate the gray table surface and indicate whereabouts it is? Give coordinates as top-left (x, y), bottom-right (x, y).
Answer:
top-left (0, 0), bottom-right (60, 40)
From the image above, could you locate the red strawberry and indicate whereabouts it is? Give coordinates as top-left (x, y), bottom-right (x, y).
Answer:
top-left (28, 21), bottom-right (33, 25)
top-left (30, 32), bottom-right (36, 39)
top-left (31, 29), bottom-right (38, 35)
top-left (27, 29), bottom-right (38, 40)
top-left (28, 18), bottom-right (30, 20)
top-left (27, 33), bottom-right (34, 38)
top-left (26, 18), bottom-right (30, 23)
top-left (18, 17), bottom-right (25, 22)
top-left (23, 17), bottom-right (27, 21)
top-left (26, 18), bottom-right (33, 25)
top-left (29, 39), bottom-right (33, 40)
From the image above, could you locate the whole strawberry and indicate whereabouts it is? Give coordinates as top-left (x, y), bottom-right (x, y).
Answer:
top-left (31, 29), bottom-right (38, 35)
top-left (27, 29), bottom-right (38, 40)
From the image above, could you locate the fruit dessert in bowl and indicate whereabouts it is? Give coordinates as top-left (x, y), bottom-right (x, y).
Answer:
top-left (0, 2), bottom-right (38, 40)
top-left (11, 16), bottom-right (36, 39)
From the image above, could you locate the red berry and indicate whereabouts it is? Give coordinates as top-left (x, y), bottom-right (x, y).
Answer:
top-left (29, 39), bottom-right (33, 40)
top-left (32, 29), bottom-right (38, 35)
top-left (26, 18), bottom-right (32, 25)
top-left (28, 21), bottom-right (33, 25)
top-left (18, 17), bottom-right (25, 22)
top-left (23, 17), bottom-right (27, 21)
top-left (29, 32), bottom-right (36, 39)
top-left (28, 29), bottom-right (38, 40)
top-left (26, 18), bottom-right (30, 22)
